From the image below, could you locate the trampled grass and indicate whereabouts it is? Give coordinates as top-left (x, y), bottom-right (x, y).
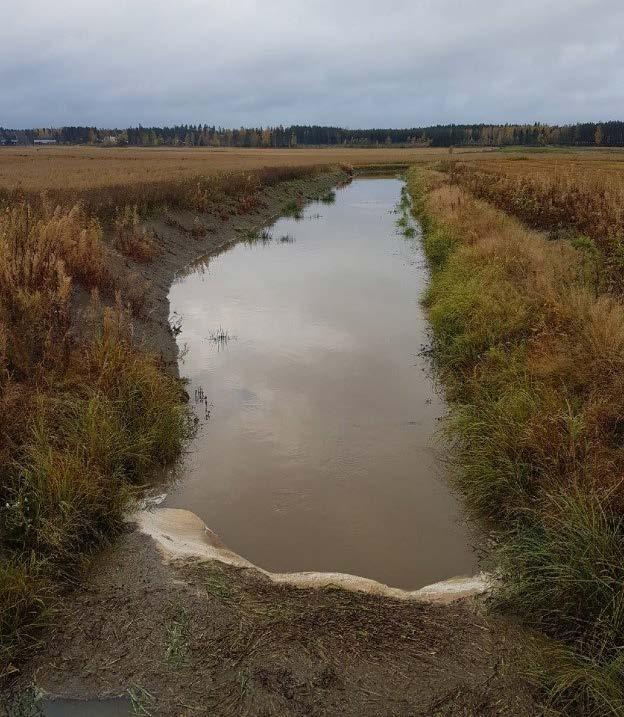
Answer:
top-left (408, 166), bottom-right (624, 715)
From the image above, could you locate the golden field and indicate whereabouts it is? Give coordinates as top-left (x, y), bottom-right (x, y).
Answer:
top-left (0, 146), bottom-right (457, 191)
top-left (1, 145), bottom-right (624, 192)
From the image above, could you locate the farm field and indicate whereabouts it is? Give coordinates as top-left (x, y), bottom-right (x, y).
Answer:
top-left (2, 144), bottom-right (623, 193)
top-left (0, 146), bottom-right (459, 191)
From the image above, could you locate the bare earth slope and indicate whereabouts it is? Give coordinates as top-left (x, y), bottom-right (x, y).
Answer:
top-left (16, 513), bottom-right (536, 717)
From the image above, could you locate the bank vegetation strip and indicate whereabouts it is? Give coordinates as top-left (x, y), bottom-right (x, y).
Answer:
top-left (0, 163), bottom-right (341, 677)
top-left (407, 165), bottom-right (624, 715)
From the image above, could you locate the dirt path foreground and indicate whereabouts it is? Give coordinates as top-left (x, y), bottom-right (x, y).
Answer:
top-left (7, 509), bottom-right (536, 716)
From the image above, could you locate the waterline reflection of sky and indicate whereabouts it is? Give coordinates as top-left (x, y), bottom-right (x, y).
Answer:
top-left (166, 178), bottom-right (476, 590)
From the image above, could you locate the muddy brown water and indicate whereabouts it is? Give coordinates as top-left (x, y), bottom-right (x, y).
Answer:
top-left (166, 177), bottom-right (476, 589)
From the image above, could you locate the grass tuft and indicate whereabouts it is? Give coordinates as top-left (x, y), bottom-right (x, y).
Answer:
top-left (114, 205), bottom-right (159, 263)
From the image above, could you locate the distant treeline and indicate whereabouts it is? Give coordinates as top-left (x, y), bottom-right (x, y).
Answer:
top-left (2, 122), bottom-right (624, 147)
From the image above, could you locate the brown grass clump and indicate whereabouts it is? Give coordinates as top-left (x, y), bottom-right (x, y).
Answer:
top-left (440, 160), bottom-right (624, 291)
top-left (113, 205), bottom-right (159, 262)
top-left (0, 200), bottom-right (192, 675)
top-left (0, 202), bottom-right (73, 379)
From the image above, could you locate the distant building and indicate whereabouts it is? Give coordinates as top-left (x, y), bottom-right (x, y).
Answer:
top-left (34, 138), bottom-right (57, 145)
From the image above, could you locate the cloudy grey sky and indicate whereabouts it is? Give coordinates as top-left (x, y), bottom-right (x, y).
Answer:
top-left (1, 0), bottom-right (622, 129)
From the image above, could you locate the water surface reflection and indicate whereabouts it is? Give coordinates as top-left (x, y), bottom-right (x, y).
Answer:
top-left (167, 178), bottom-right (475, 589)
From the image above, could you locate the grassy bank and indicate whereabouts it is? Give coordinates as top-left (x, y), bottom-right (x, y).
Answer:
top-left (0, 164), bottom-right (338, 227)
top-left (406, 166), bottom-right (624, 715)
top-left (0, 165), bottom-right (342, 677)
top-left (0, 200), bottom-right (194, 676)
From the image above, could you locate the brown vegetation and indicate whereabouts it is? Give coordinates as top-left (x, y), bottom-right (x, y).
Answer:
top-left (1, 162), bottom-right (346, 675)
top-left (0, 193), bottom-right (194, 675)
top-left (4, 145), bottom-right (624, 710)
top-left (0, 146), bottom-right (475, 194)
top-left (440, 157), bottom-right (624, 290)
top-left (408, 165), bottom-right (624, 715)
top-left (114, 205), bottom-right (159, 262)
top-left (0, 159), bottom-right (345, 227)
top-left (2, 145), bottom-right (622, 195)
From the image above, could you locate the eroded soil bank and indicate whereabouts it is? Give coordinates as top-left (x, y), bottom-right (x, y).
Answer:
top-left (3, 170), bottom-right (537, 716)
top-left (9, 511), bottom-right (536, 717)
top-left (110, 169), bottom-right (351, 372)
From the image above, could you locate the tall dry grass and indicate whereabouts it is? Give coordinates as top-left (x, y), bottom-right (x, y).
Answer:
top-left (113, 205), bottom-right (159, 263)
top-left (0, 163), bottom-right (340, 229)
top-left (0, 146), bottom-right (486, 194)
top-left (0, 160), bottom-right (349, 674)
top-left (408, 167), bottom-right (624, 715)
top-left (441, 161), bottom-right (624, 291)
top-left (0, 199), bottom-right (193, 675)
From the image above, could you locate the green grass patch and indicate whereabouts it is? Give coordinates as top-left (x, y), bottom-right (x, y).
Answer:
top-left (283, 199), bottom-right (303, 219)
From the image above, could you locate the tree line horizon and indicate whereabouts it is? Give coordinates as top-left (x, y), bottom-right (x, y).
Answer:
top-left (2, 121), bottom-right (623, 147)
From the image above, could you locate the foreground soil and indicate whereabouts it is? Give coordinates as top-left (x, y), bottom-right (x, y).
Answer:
top-left (9, 523), bottom-right (536, 716)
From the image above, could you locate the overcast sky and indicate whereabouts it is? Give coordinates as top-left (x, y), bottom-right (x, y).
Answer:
top-left (1, 0), bottom-right (622, 129)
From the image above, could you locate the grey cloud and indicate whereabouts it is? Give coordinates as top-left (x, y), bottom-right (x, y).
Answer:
top-left (1, 0), bottom-right (622, 127)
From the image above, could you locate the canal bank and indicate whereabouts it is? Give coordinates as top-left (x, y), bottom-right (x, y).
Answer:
top-left (15, 509), bottom-right (535, 717)
top-left (8, 169), bottom-right (537, 716)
